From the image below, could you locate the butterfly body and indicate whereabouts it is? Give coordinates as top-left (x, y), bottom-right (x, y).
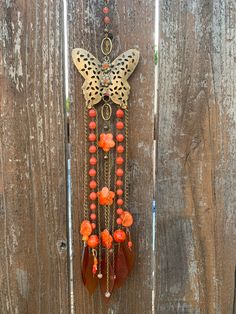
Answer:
top-left (72, 48), bottom-right (140, 109)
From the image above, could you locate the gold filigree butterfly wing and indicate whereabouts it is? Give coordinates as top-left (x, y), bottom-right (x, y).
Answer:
top-left (109, 49), bottom-right (140, 109)
top-left (72, 48), bottom-right (102, 108)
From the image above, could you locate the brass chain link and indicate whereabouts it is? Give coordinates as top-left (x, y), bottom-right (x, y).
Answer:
top-left (83, 108), bottom-right (89, 220)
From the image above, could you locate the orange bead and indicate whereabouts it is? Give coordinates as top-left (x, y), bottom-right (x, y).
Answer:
top-left (103, 7), bottom-right (109, 14)
top-left (116, 218), bottom-right (122, 225)
top-left (90, 203), bottom-right (96, 210)
top-left (80, 220), bottom-right (92, 241)
top-left (116, 179), bottom-right (123, 186)
top-left (116, 208), bottom-right (123, 215)
top-left (87, 235), bottom-right (99, 248)
top-left (90, 213), bottom-right (96, 220)
top-left (116, 109), bottom-right (124, 118)
top-left (89, 157), bottom-right (97, 165)
top-left (89, 168), bottom-right (96, 177)
top-left (116, 134), bottom-right (124, 142)
top-left (128, 241), bottom-right (133, 248)
top-left (89, 180), bottom-right (97, 189)
top-left (116, 157), bottom-right (124, 165)
top-left (89, 145), bottom-right (97, 153)
top-left (89, 109), bottom-right (96, 117)
top-left (116, 121), bottom-right (124, 130)
top-left (91, 223), bottom-right (96, 229)
top-left (88, 133), bottom-right (96, 141)
top-left (104, 16), bottom-right (111, 24)
top-left (89, 121), bottom-right (96, 129)
top-left (117, 189), bottom-right (123, 196)
top-left (121, 211), bottom-right (133, 227)
top-left (116, 145), bottom-right (124, 153)
top-left (113, 229), bottom-right (126, 243)
top-left (89, 192), bottom-right (97, 201)
top-left (117, 198), bottom-right (124, 206)
top-left (116, 168), bottom-right (124, 177)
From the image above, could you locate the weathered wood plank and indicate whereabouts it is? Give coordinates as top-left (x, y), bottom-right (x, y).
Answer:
top-left (0, 1), bottom-right (69, 313)
top-left (156, 0), bottom-right (236, 313)
top-left (69, 0), bottom-right (155, 313)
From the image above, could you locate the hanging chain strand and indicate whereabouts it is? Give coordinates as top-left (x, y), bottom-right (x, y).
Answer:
top-left (124, 109), bottom-right (129, 209)
top-left (83, 108), bottom-right (89, 220)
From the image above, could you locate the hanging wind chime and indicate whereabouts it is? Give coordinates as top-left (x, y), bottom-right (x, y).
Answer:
top-left (72, 0), bottom-right (139, 300)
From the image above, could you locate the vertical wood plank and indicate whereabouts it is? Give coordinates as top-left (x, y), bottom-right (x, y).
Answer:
top-left (69, 0), bottom-right (155, 313)
top-left (156, 0), bottom-right (236, 313)
top-left (0, 0), bottom-right (69, 313)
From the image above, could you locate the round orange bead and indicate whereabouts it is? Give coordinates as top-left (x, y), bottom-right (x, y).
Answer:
top-left (103, 7), bottom-right (109, 14)
top-left (113, 229), bottom-right (126, 243)
top-left (116, 121), bottom-right (124, 130)
top-left (116, 109), bottom-right (124, 118)
top-left (128, 241), bottom-right (133, 248)
top-left (90, 203), bottom-right (97, 211)
top-left (117, 189), bottom-right (123, 196)
top-left (116, 157), bottom-right (124, 165)
top-left (117, 198), bottom-right (124, 206)
top-left (116, 179), bottom-right (123, 186)
top-left (89, 157), bottom-right (97, 165)
top-left (116, 134), bottom-right (124, 142)
top-left (89, 145), bottom-right (97, 153)
top-left (89, 121), bottom-right (96, 129)
top-left (91, 223), bottom-right (96, 229)
top-left (89, 192), bottom-right (97, 201)
top-left (117, 145), bottom-right (124, 153)
top-left (89, 168), bottom-right (96, 177)
top-left (90, 213), bottom-right (96, 220)
top-left (104, 16), bottom-right (111, 24)
top-left (87, 235), bottom-right (99, 248)
top-left (89, 109), bottom-right (96, 118)
top-left (89, 180), bottom-right (97, 189)
top-left (88, 133), bottom-right (96, 141)
top-left (116, 218), bottom-right (122, 225)
top-left (116, 168), bottom-right (124, 177)
top-left (117, 208), bottom-right (123, 215)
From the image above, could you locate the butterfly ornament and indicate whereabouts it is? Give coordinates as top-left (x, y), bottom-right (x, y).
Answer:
top-left (72, 48), bottom-right (140, 109)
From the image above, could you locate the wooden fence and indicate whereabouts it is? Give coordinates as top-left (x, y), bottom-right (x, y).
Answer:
top-left (0, 0), bottom-right (235, 313)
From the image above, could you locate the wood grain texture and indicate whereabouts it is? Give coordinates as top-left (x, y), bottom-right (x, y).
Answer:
top-left (156, 0), bottom-right (236, 313)
top-left (0, 1), bottom-right (69, 313)
top-left (68, 0), bottom-right (155, 313)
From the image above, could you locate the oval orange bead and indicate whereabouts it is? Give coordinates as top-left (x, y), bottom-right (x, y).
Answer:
top-left (128, 241), bottom-right (133, 248)
top-left (113, 229), bottom-right (126, 243)
top-left (117, 189), bottom-right (123, 196)
top-left (89, 145), bottom-right (97, 153)
top-left (89, 168), bottom-right (96, 176)
top-left (90, 203), bottom-right (96, 211)
top-left (104, 16), bottom-right (111, 24)
top-left (116, 168), bottom-right (124, 177)
top-left (89, 180), bottom-right (97, 189)
top-left (116, 208), bottom-right (123, 215)
top-left (87, 235), bottom-right (99, 248)
top-left (88, 133), bottom-right (96, 141)
top-left (117, 198), bottom-right (124, 206)
top-left (90, 213), bottom-right (96, 220)
top-left (89, 121), bottom-right (96, 129)
top-left (89, 109), bottom-right (96, 117)
top-left (116, 218), bottom-right (122, 225)
top-left (116, 121), bottom-right (124, 130)
top-left (89, 157), bottom-right (97, 165)
top-left (116, 109), bottom-right (124, 118)
top-left (89, 192), bottom-right (97, 201)
top-left (103, 6), bottom-right (109, 14)
top-left (121, 211), bottom-right (134, 227)
top-left (116, 134), bottom-right (124, 142)
top-left (91, 223), bottom-right (96, 229)
top-left (116, 179), bottom-right (123, 186)
top-left (116, 145), bottom-right (124, 153)
top-left (116, 157), bottom-right (124, 165)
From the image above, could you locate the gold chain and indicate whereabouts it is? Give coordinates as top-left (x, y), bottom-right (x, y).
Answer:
top-left (124, 109), bottom-right (129, 210)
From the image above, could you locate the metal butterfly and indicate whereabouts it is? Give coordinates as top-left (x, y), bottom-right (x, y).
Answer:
top-left (72, 48), bottom-right (140, 109)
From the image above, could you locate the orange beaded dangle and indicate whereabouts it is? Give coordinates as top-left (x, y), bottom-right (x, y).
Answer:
top-left (72, 0), bottom-right (139, 300)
